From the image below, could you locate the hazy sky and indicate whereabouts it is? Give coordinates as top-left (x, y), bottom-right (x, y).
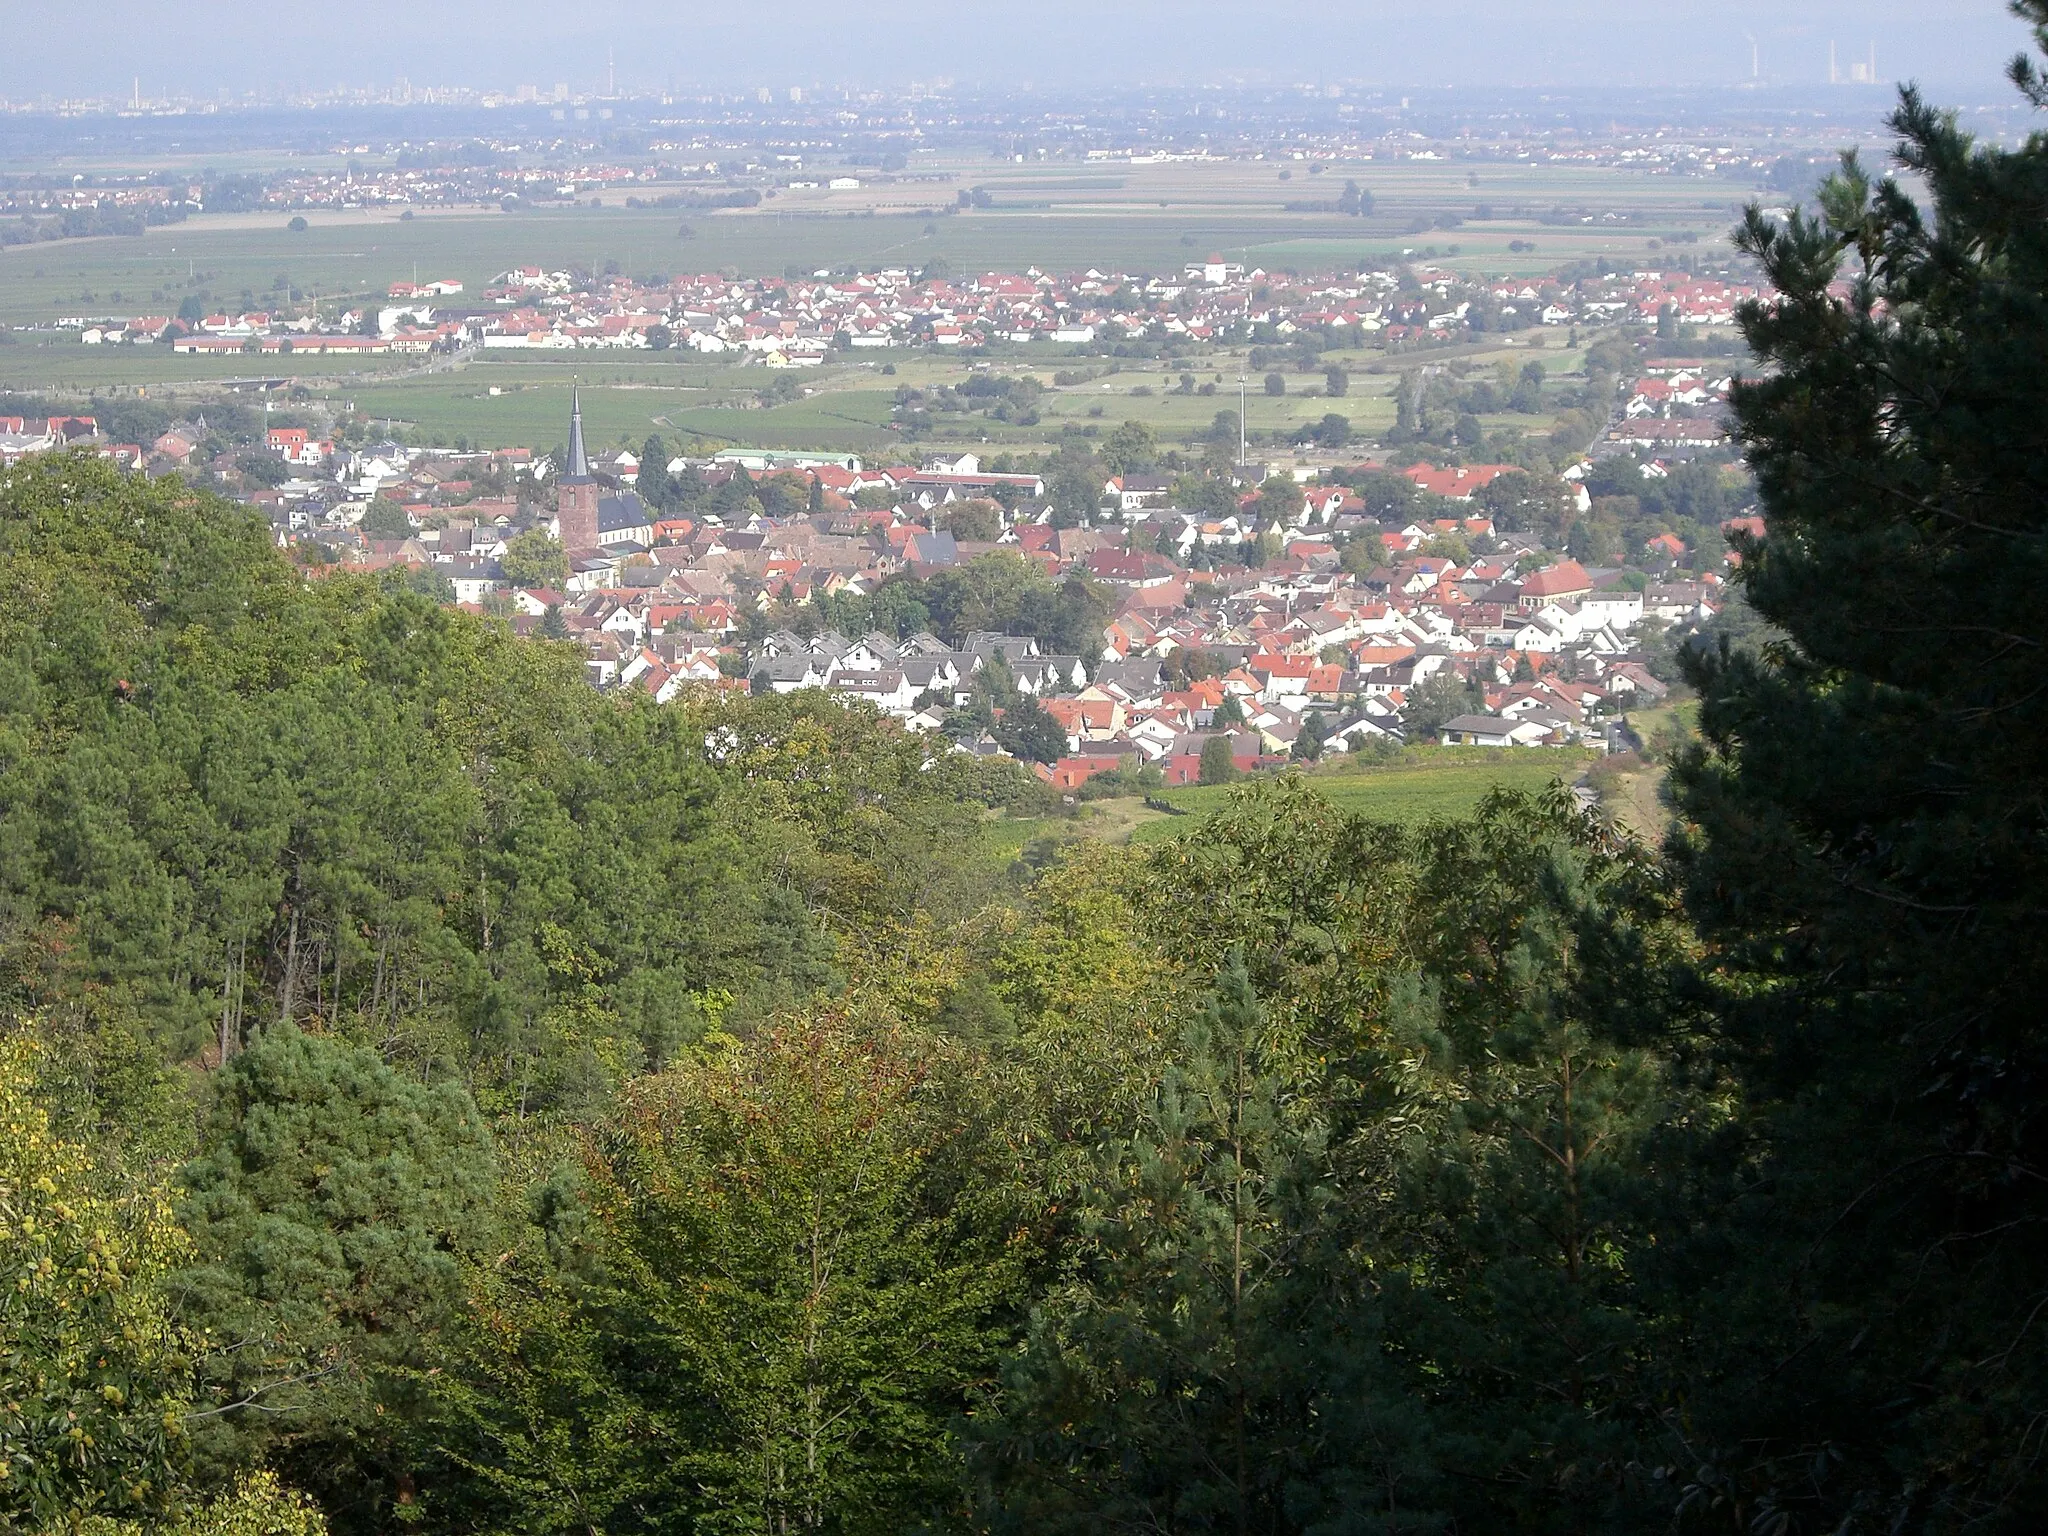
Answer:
top-left (9, 0), bottom-right (2037, 100)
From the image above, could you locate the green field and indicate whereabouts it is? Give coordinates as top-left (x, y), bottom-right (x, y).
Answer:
top-left (0, 152), bottom-right (1758, 332)
top-left (142, 327), bottom-right (1566, 456)
top-left (0, 148), bottom-right (1745, 452)
top-left (361, 363), bottom-right (1408, 454)
top-left (993, 748), bottom-right (1593, 856)
top-left (1136, 750), bottom-right (1593, 842)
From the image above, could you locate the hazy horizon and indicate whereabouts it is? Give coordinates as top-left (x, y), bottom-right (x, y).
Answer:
top-left (7, 0), bottom-right (2036, 102)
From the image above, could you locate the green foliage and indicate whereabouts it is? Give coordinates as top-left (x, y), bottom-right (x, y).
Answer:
top-left (971, 956), bottom-right (1393, 1532)
top-left (1476, 468), bottom-right (1576, 542)
top-left (976, 782), bottom-right (1703, 1533)
top-left (1291, 708), bottom-right (1329, 761)
top-left (500, 528), bottom-right (567, 590)
top-left (0, 1036), bottom-right (192, 1528)
top-left (357, 500), bottom-right (413, 540)
top-left (1098, 420), bottom-right (1158, 477)
top-left (635, 436), bottom-right (671, 509)
top-left (1399, 669), bottom-right (1481, 740)
top-left (434, 1014), bottom-right (1029, 1536)
top-left (941, 498), bottom-right (1003, 542)
top-left (994, 694), bottom-right (1066, 765)
top-left (80, 1471), bottom-right (328, 1536)
top-left (1250, 476), bottom-right (1299, 528)
top-left (174, 1026), bottom-right (498, 1517)
top-left (916, 552), bottom-right (1110, 657)
top-left (1197, 734), bottom-right (1240, 785)
top-left (1666, 30), bottom-right (2048, 1526)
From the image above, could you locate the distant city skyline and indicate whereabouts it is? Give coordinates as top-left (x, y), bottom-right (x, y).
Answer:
top-left (2, 1), bottom-right (2034, 103)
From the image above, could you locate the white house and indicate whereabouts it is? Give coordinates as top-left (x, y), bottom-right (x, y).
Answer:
top-left (1439, 713), bottom-right (1553, 747)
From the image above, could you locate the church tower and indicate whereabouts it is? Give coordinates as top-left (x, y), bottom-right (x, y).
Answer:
top-left (556, 388), bottom-right (600, 553)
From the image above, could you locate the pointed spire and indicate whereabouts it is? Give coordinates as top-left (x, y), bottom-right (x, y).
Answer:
top-left (566, 386), bottom-right (589, 478)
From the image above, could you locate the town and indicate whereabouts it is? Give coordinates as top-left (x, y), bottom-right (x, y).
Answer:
top-left (0, 249), bottom-right (1746, 790)
top-left (56, 255), bottom-right (1762, 359)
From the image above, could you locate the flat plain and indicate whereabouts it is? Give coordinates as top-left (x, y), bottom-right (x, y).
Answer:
top-left (0, 150), bottom-right (1754, 452)
top-left (0, 151), bottom-right (1755, 325)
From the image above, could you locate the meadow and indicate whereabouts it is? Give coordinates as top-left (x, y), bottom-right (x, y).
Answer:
top-left (207, 322), bottom-right (1578, 457)
top-left (991, 747), bottom-right (1596, 855)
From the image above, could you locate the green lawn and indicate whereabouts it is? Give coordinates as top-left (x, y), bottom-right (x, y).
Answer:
top-left (991, 748), bottom-right (1594, 856)
top-left (1133, 750), bottom-right (1593, 843)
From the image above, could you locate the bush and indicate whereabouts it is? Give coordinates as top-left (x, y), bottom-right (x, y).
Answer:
top-left (1198, 735), bottom-right (1241, 785)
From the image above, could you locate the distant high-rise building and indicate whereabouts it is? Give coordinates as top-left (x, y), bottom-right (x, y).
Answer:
top-left (789, 85), bottom-right (802, 103)
top-left (553, 82), bottom-right (569, 102)
top-left (756, 87), bottom-right (772, 104)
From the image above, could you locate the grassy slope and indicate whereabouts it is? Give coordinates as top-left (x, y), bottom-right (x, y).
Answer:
top-left (1586, 697), bottom-right (1699, 842)
top-left (995, 747), bottom-right (1594, 854)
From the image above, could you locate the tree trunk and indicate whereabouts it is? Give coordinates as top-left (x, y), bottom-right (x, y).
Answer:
top-left (278, 905), bottom-right (301, 1027)
top-left (369, 930), bottom-right (387, 1024)
top-left (330, 915), bottom-right (345, 1030)
top-left (219, 939), bottom-right (237, 1065)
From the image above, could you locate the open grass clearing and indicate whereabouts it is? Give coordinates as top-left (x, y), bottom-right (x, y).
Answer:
top-left (993, 747), bottom-right (1594, 856)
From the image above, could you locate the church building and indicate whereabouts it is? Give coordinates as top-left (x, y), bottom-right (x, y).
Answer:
top-left (554, 389), bottom-right (651, 553)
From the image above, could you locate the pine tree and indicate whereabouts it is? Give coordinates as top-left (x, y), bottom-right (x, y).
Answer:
top-left (637, 434), bottom-right (670, 509)
top-left (1668, 10), bottom-right (2048, 1524)
top-left (971, 956), bottom-right (1428, 1534)
top-left (175, 1026), bottom-right (498, 1522)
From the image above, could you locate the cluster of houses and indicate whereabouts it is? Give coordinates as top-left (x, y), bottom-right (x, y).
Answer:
top-left (47, 258), bottom-right (1765, 362)
top-left (1604, 359), bottom-right (1738, 452)
top-left (0, 392), bottom-right (1714, 779)
top-left (459, 259), bottom-right (1765, 357)
top-left (251, 415), bottom-right (1715, 778)
top-left (0, 412), bottom-right (104, 464)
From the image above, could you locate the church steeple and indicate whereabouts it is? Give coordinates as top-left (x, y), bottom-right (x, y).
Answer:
top-left (556, 386), bottom-right (601, 553)
top-left (566, 386), bottom-right (590, 478)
